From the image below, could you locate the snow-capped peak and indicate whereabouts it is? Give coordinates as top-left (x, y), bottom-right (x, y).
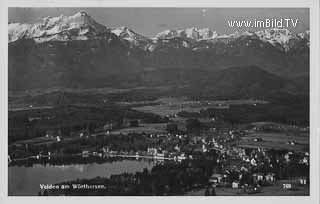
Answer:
top-left (254, 28), bottom-right (298, 51)
top-left (111, 26), bottom-right (149, 41)
top-left (156, 27), bottom-right (218, 41)
top-left (111, 26), bottom-right (129, 36)
top-left (298, 30), bottom-right (310, 40)
top-left (111, 26), bottom-right (151, 49)
top-left (8, 11), bottom-right (109, 43)
top-left (155, 29), bottom-right (179, 39)
top-left (8, 11), bottom-right (309, 52)
top-left (197, 28), bottom-right (218, 39)
top-left (212, 28), bottom-right (306, 51)
top-left (8, 23), bottom-right (32, 42)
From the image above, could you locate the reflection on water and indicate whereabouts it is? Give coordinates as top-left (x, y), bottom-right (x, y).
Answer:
top-left (9, 160), bottom-right (154, 196)
top-left (53, 164), bottom-right (86, 172)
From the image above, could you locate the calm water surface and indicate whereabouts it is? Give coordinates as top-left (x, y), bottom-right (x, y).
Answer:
top-left (9, 160), bottom-right (154, 196)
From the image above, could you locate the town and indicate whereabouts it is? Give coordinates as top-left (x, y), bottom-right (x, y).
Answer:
top-left (8, 104), bottom-right (310, 196)
top-left (7, 8), bottom-right (311, 196)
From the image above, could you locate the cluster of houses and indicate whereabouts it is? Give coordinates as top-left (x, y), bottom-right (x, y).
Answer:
top-left (45, 130), bottom-right (62, 142)
top-left (198, 131), bottom-right (310, 192)
top-left (208, 171), bottom-right (276, 188)
top-left (207, 169), bottom-right (309, 192)
top-left (147, 147), bottom-right (188, 161)
top-left (79, 145), bottom-right (189, 162)
top-left (286, 140), bottom-right (297, 146)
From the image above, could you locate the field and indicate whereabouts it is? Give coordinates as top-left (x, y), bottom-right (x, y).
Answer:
top-left (110, 123), bottom-right (167, 135)
top-left (132, 97), bottom-right (268, 118)
top-left (238, 126), bottom-right (309, 152)
top-left (11, 136), bottom-right (58, 147)
top-left (8, 86), bottom-right (182, 110)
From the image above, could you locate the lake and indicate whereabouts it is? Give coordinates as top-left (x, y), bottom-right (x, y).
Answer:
top-left (8, 159), bottom-right (154, 196)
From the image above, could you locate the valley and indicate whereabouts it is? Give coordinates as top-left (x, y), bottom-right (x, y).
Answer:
top-left (7, 10), bottom-right (310, 196)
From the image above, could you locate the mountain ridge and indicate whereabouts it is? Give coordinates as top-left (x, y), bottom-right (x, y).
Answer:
top-left (8, 11), bottom-right (113, 43)
top-left (9, 11), bottom-right (309, 52)
top-left (8, 11), bottom-right (310, 93)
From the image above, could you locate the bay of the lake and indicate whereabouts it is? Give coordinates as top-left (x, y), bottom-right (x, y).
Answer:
top-left (8, 159), bottom-right (154, 196)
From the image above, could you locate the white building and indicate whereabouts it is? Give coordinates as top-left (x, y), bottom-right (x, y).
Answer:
top-left (232, 181), bottom-right (240, 189)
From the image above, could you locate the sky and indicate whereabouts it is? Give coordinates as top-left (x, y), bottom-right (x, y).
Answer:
top-left (8, 8), bottom-right (309, 37)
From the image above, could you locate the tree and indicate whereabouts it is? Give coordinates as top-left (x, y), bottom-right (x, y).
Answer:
top-left (43, 189), bottom-right (48, 196)
top-left (211, 187), bottom-right (216, 196)
top-left (186, 118), bottom-right (202, 133)
top-left (130, 120), bottom-right (139, 127)
top-left (205, 187), bottom-right (210, 196)
top-left (166, 123), bottom-right (178, 134)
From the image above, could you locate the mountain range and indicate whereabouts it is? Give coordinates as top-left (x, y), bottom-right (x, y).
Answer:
top-left (8, 11), bottom-right (309, 97)
top-left (8, 11), bottom-right (309, 52)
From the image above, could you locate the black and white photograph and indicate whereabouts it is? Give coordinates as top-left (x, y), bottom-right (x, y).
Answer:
top-left (4, 4), bottom-right (319, 199)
